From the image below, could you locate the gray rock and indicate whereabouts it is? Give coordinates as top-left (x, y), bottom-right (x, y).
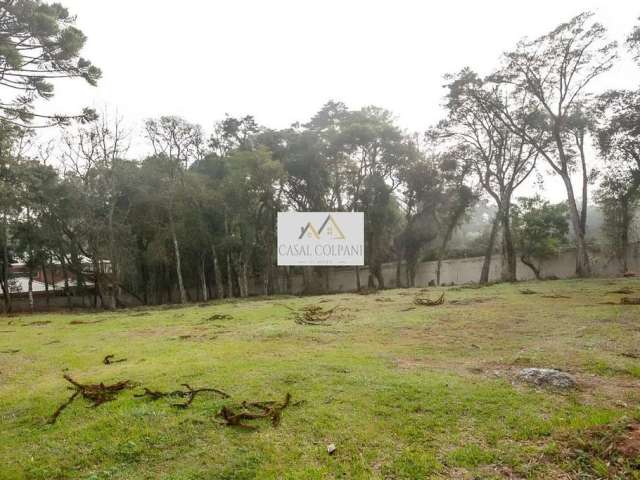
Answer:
top-left (517, 368), bottom-right (576, 389)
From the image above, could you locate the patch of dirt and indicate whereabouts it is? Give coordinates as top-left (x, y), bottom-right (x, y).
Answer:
top-left (23, 320), bottom-right (51, 326)
top-left (203, 313), bottom-right (233, 321)
top-left (617, 423), bottom-right (640, 457)
top-left (609, 288), bottom-right (634, 295)
top-left (620, 297), bottom-right (640, 305)
top-left (69, 318), bottom-right (106, 325)
top-left (449, 297), bottom-right (494, 305)
top-left (394, 358), bottom-right (428, 370)
top-left (555, 420), bottom-right (640, 478)
top-left (471, 363), bottom-right (640, 405)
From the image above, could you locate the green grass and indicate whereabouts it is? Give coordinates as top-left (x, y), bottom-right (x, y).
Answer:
top-left (1, 278), bottom-right (640, 479)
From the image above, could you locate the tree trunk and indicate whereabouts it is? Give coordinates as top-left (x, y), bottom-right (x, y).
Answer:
top-left (200, 255), bottom-right (208, 302)
top-left (560, 173), bottom-right (591, 276)
top-left (236, 251), bottom-right (249, 298)
top-left (169, 214), bottom-right (187, 304)
top-left (520, 255), bottom-right (542, 280)
top-left (395, 249), bottom-right (403, 289)
top-left (28, 269), bottom-right (34, 313)
top-left (241, 259), bottom-right (249, 297)
top-left (407, 259), bottom-right (417, 288)
top-left (60, 255), bottom-right (72, 309)
top-left (621, 199), bottom-right (630, 274)
top-left (107, 205), bottom-right (118, 310)
top-left (41, 262), bottom-right (50, 309)
top-left (211, 245), bottom-right (224, 299)
top-left (436, 237), bottom-right (449, 286)
top-left (578, 137), bottom-right (588, 236)
top-left (226, 251), bottom-right (234, 298)
top-left (480, 213), bottom-right (501, 284)
top-left (372, 263), bottom-right (384, 289)
top-left (1, 216), bottom-right (11, 313)
top-left (553, 130), bottom-right (591, 277)
top-left (500, 206), bottom-right (517, 282)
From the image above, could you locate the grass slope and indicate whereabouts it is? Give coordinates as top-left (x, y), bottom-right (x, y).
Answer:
top-left (1, 279), bottom-right (639, 479)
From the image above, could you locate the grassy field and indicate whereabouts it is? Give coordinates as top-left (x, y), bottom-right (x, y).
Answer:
top-left (1, 278), bottom-right (640, 479)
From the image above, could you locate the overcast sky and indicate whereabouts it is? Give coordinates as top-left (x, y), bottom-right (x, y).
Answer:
top-left (41, 0), bottom-right (639, 200)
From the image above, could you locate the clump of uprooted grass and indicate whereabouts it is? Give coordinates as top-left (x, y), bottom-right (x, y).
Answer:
top-left (414, 292), bottom-right (445, 306)
top-left (278, 303), bottom-right (340, 325)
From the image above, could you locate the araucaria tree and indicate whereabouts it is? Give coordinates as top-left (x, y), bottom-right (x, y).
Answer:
top-left (0, 0), bottom-right (100, 127)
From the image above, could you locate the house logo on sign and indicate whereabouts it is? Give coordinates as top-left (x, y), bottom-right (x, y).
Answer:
top-left (298, 214), bottom-right (346, 240)
top-left (277, 212), bottom-right (363, 266)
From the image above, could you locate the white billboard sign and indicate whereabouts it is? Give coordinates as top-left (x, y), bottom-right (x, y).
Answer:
top-left (277, 212), bottom-right (364, 266)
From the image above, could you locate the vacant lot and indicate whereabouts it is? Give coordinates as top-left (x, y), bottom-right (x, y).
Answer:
top-left (1, 279), bottom-right (639, 479)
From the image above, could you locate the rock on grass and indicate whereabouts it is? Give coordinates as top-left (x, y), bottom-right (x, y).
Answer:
top-left (517, 368), bottom-right (576, 389)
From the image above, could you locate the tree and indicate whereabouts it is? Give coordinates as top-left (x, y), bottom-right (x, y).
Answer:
top-left (145, 116), bottom-right (203, 303)
top-left (512, 197), bottom-right (569, 279)
top-left (0, 121), bottom-right (31, 312)
top-left (61, 112), bottom-right (131, 308)
top-left (595, 162), bottom-right (639, 274)
top-left (206, 115), bottom-right (261, 297)
top-left (593, 27), bottom-right (640, 273)
top-left (396, 145), bottom-right (475, 287)
top-left (440, 68), bottom-right (537, 283)
top-left (0, 0), bottom-right (100, 127)
top-left (628, 17), bottom-right (640, 64)
top-left (338, 106), bottom-right (411, 288)
top-left (220, 147), bottom-right (285, 297)
top-left (432, 151), bottom-right (476, 286)
top-left (488, 12), bottom-right (618, 277)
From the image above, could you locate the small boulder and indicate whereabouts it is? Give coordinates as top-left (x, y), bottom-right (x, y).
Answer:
top-left (517, 368), bottom-right (576, 390)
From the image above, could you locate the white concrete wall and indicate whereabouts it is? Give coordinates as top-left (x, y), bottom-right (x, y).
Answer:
top-left (254, 244), bottom-right (640, 295)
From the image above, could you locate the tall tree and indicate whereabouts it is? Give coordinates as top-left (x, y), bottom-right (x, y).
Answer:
top-left (488, 12), bottom-right (618, 277)
top-left (62, 113), bottom-right (131, 308)
top-left (596, 167), bottom-right (639, 273)
top-left (0, 0), bottom-right (100, 127)
top-left (339, 106), bottom-right (410, 288)
top-left (145, 116), bottom-right (203, 303)
top-left (440, 68), bottom-right (538, 283)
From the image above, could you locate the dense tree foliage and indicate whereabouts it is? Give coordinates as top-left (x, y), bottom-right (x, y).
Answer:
top-left (511, 197), bottom-right (569, 279)
top-left (0, 0), bottom-right (100, 127)
top-left (0, 4), bottom-right (638, 311)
